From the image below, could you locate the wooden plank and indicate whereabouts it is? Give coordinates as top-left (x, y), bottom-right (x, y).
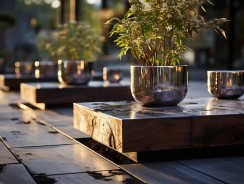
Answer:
top-left (121, 161), bottom-right (223, 184)
top-left (0, 118), bottom-right (74, 148)
top-left (0, 164), bottom-right (36, 184)
top-left (34, 169), bottom-right (145, 184)
top-left (20, 81), bottom-right (134, 109)
top-left (0, 74), bottom-right (58, 91)
top-left (12, 144), bottom-right (119, 175)
top-left (73, 97), bottom-right (244, 154)
top-left (179, 157), bottom-right (244, 184)
top-left (0, 141), bottom-right (18, 164)
top-left (0, 91), bottom-right (21, 105)
top-left (22, 106), bottom-right (89, 139)
top-left (192, 115), bottom-right (244, 147)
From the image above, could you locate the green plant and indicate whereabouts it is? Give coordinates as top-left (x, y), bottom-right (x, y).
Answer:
top-left (44, 21), bottom-right (104, 61)
top-left (107, 0), bottom-right (227, 66)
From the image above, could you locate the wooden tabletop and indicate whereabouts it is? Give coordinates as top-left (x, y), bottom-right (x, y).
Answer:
top-left (1, 81), bottom-right (244, 184)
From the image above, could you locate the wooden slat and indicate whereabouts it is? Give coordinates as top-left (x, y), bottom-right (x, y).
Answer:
top-left (22, 107), bottom-right (89, 139)
top-left (0, 119), bottom-right (74, 148)
top-left (20, 81), bottom-right (133, 109)
top-left (0, 91), bottom-right (21, 105)
top-left (121, 161), bottom-right (223, 184)
top-left (34, 169), bottom-right (144, 184)
top-left (12, 144), bottom-right (119, 175)
top-left (0, 141), bottom-right (18, 164)
top-left (179, 157), bottom-right (244, 184)
top-left (0, 164), bottom-right (36, 184)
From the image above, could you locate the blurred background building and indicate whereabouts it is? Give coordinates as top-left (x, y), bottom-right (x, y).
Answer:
top-left (0, 0), bottom-right (243, 77)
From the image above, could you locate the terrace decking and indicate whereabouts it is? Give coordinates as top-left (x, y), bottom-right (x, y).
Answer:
top-left (0, 81), bottom-right (244, 184)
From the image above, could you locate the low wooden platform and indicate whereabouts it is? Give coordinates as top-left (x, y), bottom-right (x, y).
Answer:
top-left (74, 97), bottom-right (244, 161)
top-left (20, 80), bottom-right (134, 109)
top-left (0, 74), bottom-right (58, 91)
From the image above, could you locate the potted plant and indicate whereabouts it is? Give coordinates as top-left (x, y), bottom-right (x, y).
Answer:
top-left (107, 0), bottom-right (227, 106)
top-left (43, 21), bottom-right (104, 85)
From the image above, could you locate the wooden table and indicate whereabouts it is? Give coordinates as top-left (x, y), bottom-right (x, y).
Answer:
top-left (1, 81), bottom-right (244, 184)
top-left (20, 80), bottom-right (133, 109)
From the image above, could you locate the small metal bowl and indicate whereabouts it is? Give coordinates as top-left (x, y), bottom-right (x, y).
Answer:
top-left (35, 61), bottom-right (58, 78)
top-left (15, 61), bottom-right (34, 75)
top-left (207, 70), bottom-right (244, 99)
top-left (103, 67), bottom-right (122, 83)
top-left (58, 60), bottom-right (93, 85)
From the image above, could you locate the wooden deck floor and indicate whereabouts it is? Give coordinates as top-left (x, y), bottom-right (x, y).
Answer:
top-left (0, 81), bottom-right (244, 184)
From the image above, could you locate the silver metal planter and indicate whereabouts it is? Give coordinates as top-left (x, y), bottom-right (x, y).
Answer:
top-left (58, 60), bottom-right (93, 85)
top-left (207, 70), bottom-right (244, 99)
top-left (130, 65), bottom-right (188, 106)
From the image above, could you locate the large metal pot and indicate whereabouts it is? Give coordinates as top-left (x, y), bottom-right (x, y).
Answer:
top-left (130, 65), bottom-right (188, 106)
top-left (58, 60), bottom-right (93, 85)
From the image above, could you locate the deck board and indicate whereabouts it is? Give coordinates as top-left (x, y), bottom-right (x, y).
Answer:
top-left (0, 119), bottom-right (74, 148)
top-left (121, 161), bottom-right (224, 184)
top-left (0, 141), bottom-right (18, 164)
top-left (12, 144), bottom-right (119, 175)
top-left (179, 157), bottom-right (244, 184)
top-left (0, 164), bottom-right (36, 184)
top-left (34, 169), bottom-right (145, 184)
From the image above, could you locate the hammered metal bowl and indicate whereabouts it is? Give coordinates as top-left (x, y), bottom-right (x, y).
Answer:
top-left (207, 70), bottom-right (244, 99)
top-left (131, 65), bottom-right (188, 106)
top-left (58, 60), bottom-right (93, 85)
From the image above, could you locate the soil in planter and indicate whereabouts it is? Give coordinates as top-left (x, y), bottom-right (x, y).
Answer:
top-left (78, 139), bottom-right (135, 165)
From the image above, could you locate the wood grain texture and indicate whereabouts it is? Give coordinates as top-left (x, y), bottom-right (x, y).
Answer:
top-left (12, 144), bottom-right (119, 175)
top-left (74, 103), bottom-right (191, 153)
top-left (20, 81), bottom-right (134, 109)
top-left (74, 97), bottom-right (244, 153)
top-left (0, 164), bottom-right (36, 184)
top-left (35, 169), bottom-right (145, 184)
top-left (0, 141), bottom-right (18, 164)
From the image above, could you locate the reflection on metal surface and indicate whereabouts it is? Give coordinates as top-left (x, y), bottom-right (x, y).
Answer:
top-left (207, 70), bottom-right (244, 99)
top-left (58, 60), bottom-right (93, 85)
top-left (35, 61), bottom-right (57, 78)
top-left (103, 67), bottom-right (122, 83)
top-left (130, 65), bottom-right (188, 106)
top-left (15, 61), bottom-right (34, 75)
